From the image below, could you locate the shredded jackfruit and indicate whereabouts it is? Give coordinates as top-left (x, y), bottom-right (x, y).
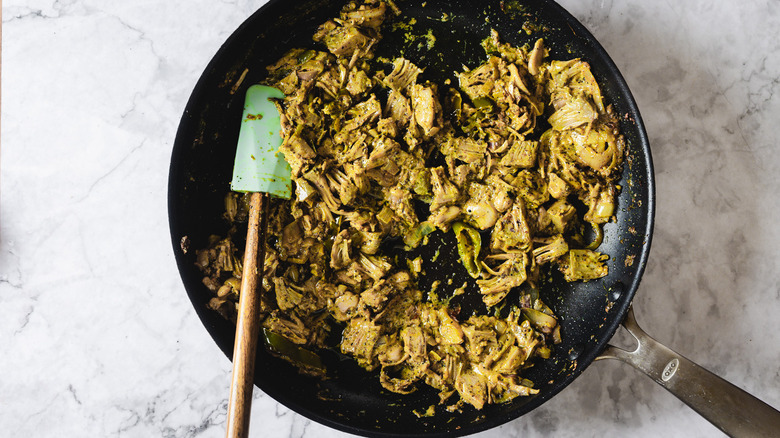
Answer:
top-left (196, 0), bottom-right (624, 412)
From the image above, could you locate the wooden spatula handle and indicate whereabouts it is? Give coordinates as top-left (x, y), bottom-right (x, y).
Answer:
top-left (226, 191), bottom-right (269, 438)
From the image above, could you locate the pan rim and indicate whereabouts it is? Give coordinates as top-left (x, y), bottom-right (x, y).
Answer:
top-left (168, 0), bottom-right (656, 436)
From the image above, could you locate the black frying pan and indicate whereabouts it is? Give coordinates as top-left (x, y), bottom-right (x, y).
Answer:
top-left (168, 0), bottom-right (779, 436)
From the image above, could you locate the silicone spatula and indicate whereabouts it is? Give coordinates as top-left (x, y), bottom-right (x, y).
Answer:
top-left (226, 84), bottom-right (291, 438)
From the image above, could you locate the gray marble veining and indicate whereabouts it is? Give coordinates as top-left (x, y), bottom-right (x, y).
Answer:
top-left (2, 1), bottom-right (778, 437)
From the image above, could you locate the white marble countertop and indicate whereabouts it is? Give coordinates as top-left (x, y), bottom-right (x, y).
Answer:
top-left (2, 1), bottom-right (779, 437)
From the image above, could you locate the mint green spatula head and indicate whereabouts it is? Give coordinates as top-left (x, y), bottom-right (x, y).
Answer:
top-left (230, 85), bottom-right (292, 199)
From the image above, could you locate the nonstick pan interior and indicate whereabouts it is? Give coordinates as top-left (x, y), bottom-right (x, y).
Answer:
top-left (168, 0), bottom-right (654, 436)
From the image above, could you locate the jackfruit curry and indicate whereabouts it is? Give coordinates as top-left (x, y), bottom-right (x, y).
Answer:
top-left (196, 0), bottom-right (624, 411)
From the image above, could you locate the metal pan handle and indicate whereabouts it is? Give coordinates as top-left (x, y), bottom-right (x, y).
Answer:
top-left (596, 306), bottom-right (780, 437)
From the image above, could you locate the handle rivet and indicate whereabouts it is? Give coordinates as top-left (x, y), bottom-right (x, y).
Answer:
top-left (610, 281), bottom-right (625, 301)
